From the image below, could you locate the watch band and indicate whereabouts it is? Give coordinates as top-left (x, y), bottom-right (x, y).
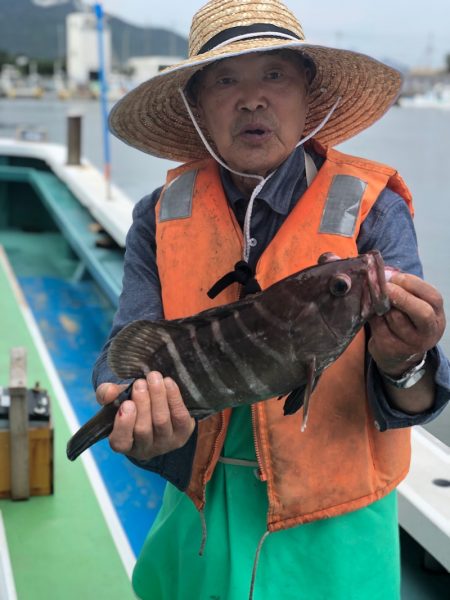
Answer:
top-left (379, 353), bottom-right (428, 389)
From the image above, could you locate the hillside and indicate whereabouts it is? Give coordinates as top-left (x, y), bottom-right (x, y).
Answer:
top-left (0, 0), bottom-right (188, 62)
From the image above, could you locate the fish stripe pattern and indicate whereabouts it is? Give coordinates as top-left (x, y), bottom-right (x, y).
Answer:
top-left (210, 319), bottom-right (273, 397)
top-left (186, 323), bottom-right (234, 397)
top-left (231, 309), bottom-right (287, 366)
top-left (158, 328), bottom-right (204, 404)
top-left (66, 251), bottom-right (391, 461)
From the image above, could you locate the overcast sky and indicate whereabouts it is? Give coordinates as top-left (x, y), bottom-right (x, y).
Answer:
top-left (85, 1), bottom-right (449, 69)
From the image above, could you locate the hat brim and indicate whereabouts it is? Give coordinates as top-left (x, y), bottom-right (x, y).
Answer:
top-left (109, 38), bottom-right (402, 162)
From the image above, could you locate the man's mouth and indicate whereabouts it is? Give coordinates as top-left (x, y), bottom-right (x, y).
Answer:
top-left (243, 128), bottom-right (266, 135)
top-left (238, 124), bottom-right (273, 142)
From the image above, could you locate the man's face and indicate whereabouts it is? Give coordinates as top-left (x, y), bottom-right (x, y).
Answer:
top-left (196, 52), bottom-right (309, 177)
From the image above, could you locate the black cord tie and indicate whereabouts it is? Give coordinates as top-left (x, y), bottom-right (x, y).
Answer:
top-left (207, 261), bottom-right (262, 299)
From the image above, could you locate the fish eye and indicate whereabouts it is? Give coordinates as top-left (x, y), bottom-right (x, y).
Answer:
top-left (329, 274), bottom-right (352, 296)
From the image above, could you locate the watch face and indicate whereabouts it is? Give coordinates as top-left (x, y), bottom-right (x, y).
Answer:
top-left (400, 368), bottom-right (427, 389)
top-left (380, 354), bottom-right (427, 389)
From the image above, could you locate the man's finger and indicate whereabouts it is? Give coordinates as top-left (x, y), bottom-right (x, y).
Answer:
top-left (148, 371), bottom-right (173, 438)
top-left (387, 282), bottom-right (440, 332)
top-left (131, 378), bottom-right (153, 447)
top-left (389, 273), bottom-right (443, 312)
top-left (383, 308), bottom-right (421, 344)
top-left (165, 377), bottom-right (195, 437)
top-left (109, 400), bottom-right (137, 454)
top-left (96, 382), bottom-right (128, 406)
top-left (369, 314), bottom-right (426, 363)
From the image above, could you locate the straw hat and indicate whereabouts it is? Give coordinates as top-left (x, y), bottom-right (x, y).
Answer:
top-left (109, 0), bottom-right (402, 162)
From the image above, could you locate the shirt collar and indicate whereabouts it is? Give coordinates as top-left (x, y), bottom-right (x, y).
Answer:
top-left (220, 145), bottom-right (306, 215)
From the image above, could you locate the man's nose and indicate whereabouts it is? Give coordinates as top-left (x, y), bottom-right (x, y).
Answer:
top-left (236, 82), bottom-right (268, 112)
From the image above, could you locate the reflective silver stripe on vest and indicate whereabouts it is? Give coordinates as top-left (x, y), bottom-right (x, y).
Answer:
top-left (159, 169), bottom-right (197, 222)
top-left (319, 174), bottom-right (367, 237)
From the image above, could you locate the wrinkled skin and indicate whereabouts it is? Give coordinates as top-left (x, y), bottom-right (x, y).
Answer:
top-left (196, 52), bottom-right (309, 186)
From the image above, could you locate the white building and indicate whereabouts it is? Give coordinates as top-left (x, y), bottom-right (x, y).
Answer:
top-left (66, 12), bottom-right (112, 88)
top-left (126, 56), bottom-right (184, 86)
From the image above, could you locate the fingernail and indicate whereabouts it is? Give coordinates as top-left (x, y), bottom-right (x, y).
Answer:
top-left (149, 371), bottom-right (163, 384)
top-left (134, 378), bottom-right (148, 391)
top-left (119, 401), bottom-right (134, 416)
top-left (97, 382), bottom-right (111, 404)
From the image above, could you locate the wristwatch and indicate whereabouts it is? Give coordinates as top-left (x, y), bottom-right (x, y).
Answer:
top-left (379, 353), bottom-right (428, 389)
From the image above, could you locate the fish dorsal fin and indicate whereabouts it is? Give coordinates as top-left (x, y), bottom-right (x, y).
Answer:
top-left (108, 319), bottom-right (183, 379)
top-left (177, 296), bottom-right (255, 327)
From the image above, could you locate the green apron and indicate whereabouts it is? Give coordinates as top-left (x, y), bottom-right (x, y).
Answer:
top-left (132, 406), bottom-right (400, 600)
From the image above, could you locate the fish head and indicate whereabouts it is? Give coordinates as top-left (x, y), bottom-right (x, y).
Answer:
top-left (287, 250), bottom-right (390, 346)
top-left (317, 249), bottom-right (391, 318)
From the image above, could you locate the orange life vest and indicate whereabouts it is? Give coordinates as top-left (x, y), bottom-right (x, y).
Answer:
top-left (155, 142), bottom-right (413, 532)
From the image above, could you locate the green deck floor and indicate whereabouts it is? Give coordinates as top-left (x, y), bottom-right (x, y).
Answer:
top-left (0, 248), bottom-right (135, 600)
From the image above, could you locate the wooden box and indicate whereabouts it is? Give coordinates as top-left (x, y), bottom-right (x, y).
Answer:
top-left (0, 423), bottom-right (54, 498)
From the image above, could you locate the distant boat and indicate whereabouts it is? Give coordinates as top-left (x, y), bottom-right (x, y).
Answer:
top-left (0, 65), bottom-right (43, 100)
top-left (399, 83), bottom-right (450, 109)
top-left (5, 84), bottom-right (44, 100)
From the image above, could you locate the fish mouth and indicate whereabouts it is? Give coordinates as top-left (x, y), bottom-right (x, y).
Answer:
top-left (363, 250), bottom-right (391, 318)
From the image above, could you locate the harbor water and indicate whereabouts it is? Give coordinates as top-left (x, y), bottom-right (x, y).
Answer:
top-left (0, 97), bottom-right (449, 442)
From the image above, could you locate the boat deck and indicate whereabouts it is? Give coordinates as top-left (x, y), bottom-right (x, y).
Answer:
top-left (0, 162), bottom-right (125, 306)
top-left (0, 156), bottom-right (168, 558)
top-left (0, 247), bottom-right (135, 599)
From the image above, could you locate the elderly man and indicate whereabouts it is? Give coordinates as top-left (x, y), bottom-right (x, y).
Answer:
top-left (92, 1), bottom-right (449, 598)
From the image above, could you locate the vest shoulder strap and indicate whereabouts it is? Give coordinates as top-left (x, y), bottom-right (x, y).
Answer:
top-left (159, 158), bottom-right (214, 222)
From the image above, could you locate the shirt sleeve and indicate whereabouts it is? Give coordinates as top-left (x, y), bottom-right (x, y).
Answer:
top-left (92, 189), bottom-right (164, 388)
top-left (91, 187), bottom-right (197, 490)
top-left (357, 188), bottom-right (450, 431)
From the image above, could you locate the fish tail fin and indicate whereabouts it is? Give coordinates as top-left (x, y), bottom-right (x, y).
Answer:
top-left (66, 401), bottom-right (118, 461)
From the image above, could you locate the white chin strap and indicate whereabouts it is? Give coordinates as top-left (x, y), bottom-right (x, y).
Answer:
top-left (179, 87), bottom-right (340, 262)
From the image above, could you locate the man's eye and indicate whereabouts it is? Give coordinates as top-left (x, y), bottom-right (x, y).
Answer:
top-left (266, 71), bottom-right (283, 80)
top-left (216, 77), bottom-right (235, 86)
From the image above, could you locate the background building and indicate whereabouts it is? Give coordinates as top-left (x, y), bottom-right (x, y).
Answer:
top-left (66, 11), bottom-right (111, 89)
top-left (126, 55), bottom-right (184, 85)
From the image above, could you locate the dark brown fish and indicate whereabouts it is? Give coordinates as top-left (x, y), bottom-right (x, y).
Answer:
top-left (67, 250), bottom-right (391, 461)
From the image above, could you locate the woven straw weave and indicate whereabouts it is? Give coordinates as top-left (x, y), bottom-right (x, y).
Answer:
top-left (109, 0), bottom-right (401, 161)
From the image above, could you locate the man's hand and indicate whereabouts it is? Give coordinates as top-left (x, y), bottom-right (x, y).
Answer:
top-left (96, 372), bottom-right (195, 461)
top-left (368, 272), bottom-right (446, 413)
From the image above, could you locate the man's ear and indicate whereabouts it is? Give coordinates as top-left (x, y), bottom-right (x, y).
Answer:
top-left (193, 97), bottom-right (206, 126)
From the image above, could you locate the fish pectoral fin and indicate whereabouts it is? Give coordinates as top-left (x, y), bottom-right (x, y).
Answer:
top-left (301, 356), bottom-right (318, 432)
top-left (283, 385), bottom-right (307, 416)
top-left (283, 357), bottom-right (319, 419)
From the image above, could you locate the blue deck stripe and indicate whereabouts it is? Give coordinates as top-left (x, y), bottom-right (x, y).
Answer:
top-left (19, 274), bottom-right (165, 555)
